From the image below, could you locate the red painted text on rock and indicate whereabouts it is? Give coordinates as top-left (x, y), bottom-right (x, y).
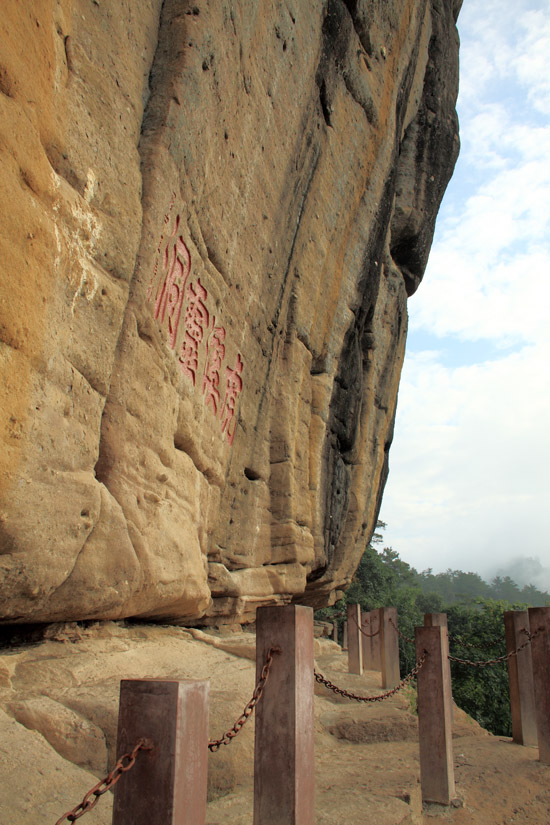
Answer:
top-left (148, 210), bottom-right (244, 446)
top-left (147, 214), bottom-right (191, 349)
top-left (220, 354), bottom-right (243, 446)
top-left (202, 322), bottom-right (226, 414)
top-left (178, 279), bottom-right (209, 385)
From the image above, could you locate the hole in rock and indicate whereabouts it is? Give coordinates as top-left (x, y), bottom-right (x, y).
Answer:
top-left (244, 467), bottom-right (261, 481)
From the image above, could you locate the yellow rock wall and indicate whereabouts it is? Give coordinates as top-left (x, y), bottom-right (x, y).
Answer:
top-left (0, 0), bottom-right (461, 624)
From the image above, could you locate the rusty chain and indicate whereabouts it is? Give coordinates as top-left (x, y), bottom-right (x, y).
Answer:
top-left (388, 617), bottom-right (415, 645)
top-left (349, 611), bottom-right (381, 638)
top-left (448, 627), bottom-right (543, 668)
top-left (53, 622), bottom-right (543, 820)
top-left (434, 621), bottom-right (533, 652)
top-left (54, 738), bottom-right (152, 824)
top-left (314, 653), bottom-right (426, 703)
top-left (388, 618), bottom-right (528, 654)
top-left (208, 646), bottom-right (279, 751)
top-left (55, 650), bottom-right (278, 820)
top-left (448, 633), bottom-right (504, 651)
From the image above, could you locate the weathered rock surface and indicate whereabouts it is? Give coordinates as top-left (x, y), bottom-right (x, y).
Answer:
top-left (0, 708), bottom-right (109, 825)
top-left (0, 0), bottom-right (461, 624)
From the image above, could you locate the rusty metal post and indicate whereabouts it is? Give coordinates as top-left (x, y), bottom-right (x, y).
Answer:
top-left (254, 605), bottom-right (314, 825)
top-left (112, 679), bottom-right (209, 825)
top-left (380, 607), bottom-right (400, 688)
top-left (425, 613), bottom-right (453, 721)
top-left (415, 625), bottom-right (456, 805)
top-left (343, 621), bottom-right (348, 650)
top-left (528, 606), bottom-right (550, 763)
top-left (370, 608), bottom-right (381, 671)
top-left (347, 603), bottom-right (363, 675)
top-left (361, 612), bottom-right (373, 670)
top-left (504, 610), bottom-right (537, 746)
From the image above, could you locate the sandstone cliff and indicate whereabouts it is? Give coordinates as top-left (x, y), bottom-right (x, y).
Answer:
top-left (0, 0), bottom-right (461, 625)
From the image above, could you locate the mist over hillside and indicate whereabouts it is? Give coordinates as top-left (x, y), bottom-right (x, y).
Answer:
top-left (492, 556), bottom-right (550, 594)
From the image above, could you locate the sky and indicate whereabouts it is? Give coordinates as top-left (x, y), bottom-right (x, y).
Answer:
top-left (380, 0), bottom-right (550, 591)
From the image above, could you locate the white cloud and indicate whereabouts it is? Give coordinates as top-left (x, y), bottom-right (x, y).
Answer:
top-left (412, 116), bottom-right (550, 345)
top-left (458, 2), bottom-right (550, 116)
top-left (513, 11), bottom-right (550, 115)
top-left (412, 245), bottom-right (549, 345)
top-left (380, 1), bottom-right (550, 586)
top-left (382, 342), bottom-right (550, 579)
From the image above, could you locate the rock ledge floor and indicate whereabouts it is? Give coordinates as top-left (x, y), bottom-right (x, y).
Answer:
top-left (0, 622), bottom-right (548, 824)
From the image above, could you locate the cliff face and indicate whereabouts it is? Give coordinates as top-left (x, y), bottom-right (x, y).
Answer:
top-left (0, 0), bottom-right (461, 625)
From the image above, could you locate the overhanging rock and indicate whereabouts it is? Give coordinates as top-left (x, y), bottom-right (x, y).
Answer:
top-left (0, 0), bottom-right (461, 624)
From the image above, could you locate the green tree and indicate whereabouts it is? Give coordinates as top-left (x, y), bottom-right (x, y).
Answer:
top-left (315, 525), bottom-right (547, 737)
top-left (491, 576), bottom-right (521, 602)
top-left (446, 600), bottom-right (513, 735)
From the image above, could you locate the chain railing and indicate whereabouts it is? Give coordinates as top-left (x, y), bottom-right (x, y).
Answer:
top-left (349, 611), bottom-right (381, 638)
top-left (389, 617), bottom-right (507, 651)
top-left (54, 738), bottom-right (152, 824)
top-left (448, 627), bottom-right (543, 668)
top-left (208, 646), bottom-right (279, 751)
top-left (327, 609), bottom-right (544, 677)
top-left (388, 617), bottom-right (415, 645)
top-left (388, 617), bottom-right (519, 654)
top-left (385, 616), bottom-right (543, 667)
top-left (51, 615), bottom-right (547, 823)
top-left (55, 649), bottom-right (278, 822)
top-left (314, 653), bottom-right (426, 703)
top-left (448, 633), bottom-right (505, 651)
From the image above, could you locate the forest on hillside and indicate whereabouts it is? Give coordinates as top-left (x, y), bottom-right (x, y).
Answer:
top-left (316, 523), bottom-right (550, 736)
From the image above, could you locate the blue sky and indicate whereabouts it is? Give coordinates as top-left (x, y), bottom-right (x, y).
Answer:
top-left (380, 0), bottom-right (550, 590)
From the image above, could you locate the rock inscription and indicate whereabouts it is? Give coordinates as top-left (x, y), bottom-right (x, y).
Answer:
top-left (147, 207), bottom-right (243, 445)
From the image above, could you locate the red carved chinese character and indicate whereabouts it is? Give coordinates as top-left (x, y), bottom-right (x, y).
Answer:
top-left (178, 279), bottom-right (209, 385)
top-left (179, 332), bottom-right (199, 384)
top-left (148, 214), bottom-right (191, 349)
top-left (220, 354), bottom-right (243, 446)
top-left (202, 322), bottom-right (226, 414)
